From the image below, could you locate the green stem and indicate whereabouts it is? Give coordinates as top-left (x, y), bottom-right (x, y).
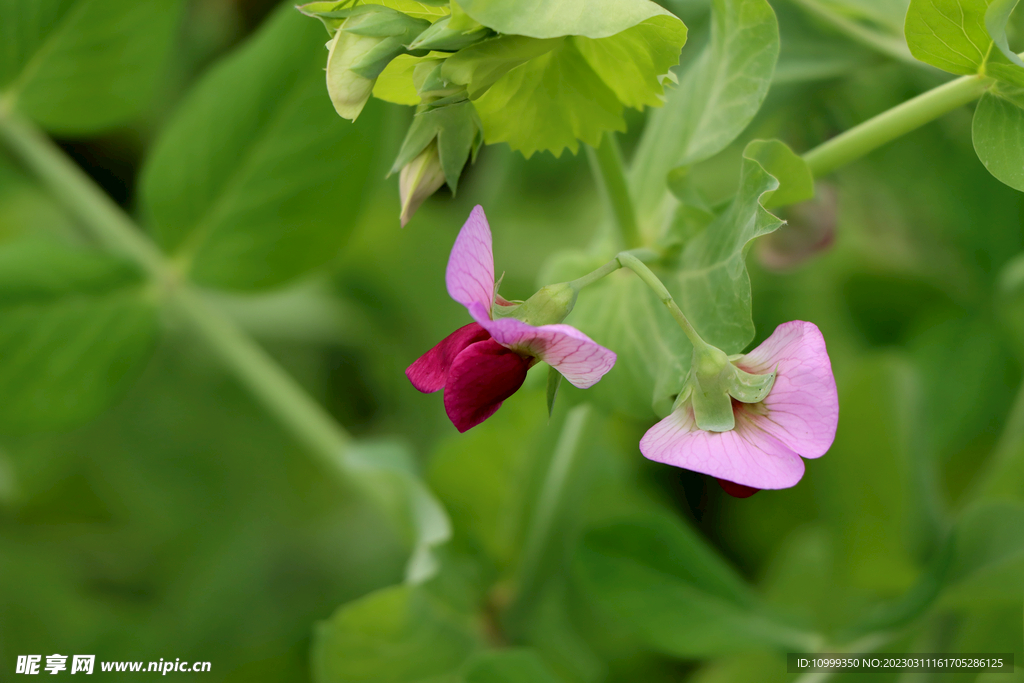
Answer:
top-left (586, 131), bottom-right (643, 250)
top-left (506, 404), bottom-right (592, 634)
top-left (615, 252), bottom-right (709, 351)
top-left (962, 378), bottom-right (1024, 504)
top-left (0, 109), bottom-right (354, 481)
top-left (786, 0), bottom-right (919, 66)
top-left (803, 74), bottom-right (992, 178)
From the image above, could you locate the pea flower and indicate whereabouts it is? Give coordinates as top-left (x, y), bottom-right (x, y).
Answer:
top-left (639, 322), bottom-right (838, 497)
top-left (407, 206), bottom-right (616, 432)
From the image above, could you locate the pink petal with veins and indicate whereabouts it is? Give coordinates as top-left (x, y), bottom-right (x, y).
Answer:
top-left (406, 323), bottom-right (492, 393)
top-left (468, 303), bottom-right (616, 389)
top-left (446, 205), bottom-right (495, 313)
top-left (734, 321), bottom-right (838, 459)
top-left (443, 338), bottom-right (531, 432)
top-left (639, 405), bottom-right (806, 489)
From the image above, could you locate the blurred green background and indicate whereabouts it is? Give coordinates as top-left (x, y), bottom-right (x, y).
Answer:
top-left (0, 0), bottom-right (1022, 681)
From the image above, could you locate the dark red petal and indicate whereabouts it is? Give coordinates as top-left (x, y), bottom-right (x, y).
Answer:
top-left (717, 478), bottom-right (760, 498)
top-left (443, 338), bottom-right (530, 432)
top-left (407, 323), bottom-right (491, 393)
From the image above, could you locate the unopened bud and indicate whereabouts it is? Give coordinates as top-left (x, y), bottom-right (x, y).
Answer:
top-left (399, 143), bottom-right (446, 227)
top-left (408, 16), bottom-right (491, 51)
top-left (326, 29), bottom-right (381, 120)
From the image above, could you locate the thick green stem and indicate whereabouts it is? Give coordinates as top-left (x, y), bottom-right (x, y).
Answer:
top-left (586, 131), bottom-right (643, 250)
top-left (803, 74), bottom-right (992, 178)
top-left (506, 404), bottom-right (592, 635)
top-left (0, 108), bottom-right (354, 481)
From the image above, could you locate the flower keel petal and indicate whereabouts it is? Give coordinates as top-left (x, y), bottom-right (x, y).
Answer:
top-left (406, 323), bottom-right (492, 393)
top-left (443, 338), bottom-right (531, 432)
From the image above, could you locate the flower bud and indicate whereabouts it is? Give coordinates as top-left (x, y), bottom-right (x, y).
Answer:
top-left (408, 16), bottom-right (492, 51)
top-left (323, 7), bottom-right (430, 121)
top-left (326, 29), bottom-right (380, 120)
top-left (399, 142), bottom-right (446, 227)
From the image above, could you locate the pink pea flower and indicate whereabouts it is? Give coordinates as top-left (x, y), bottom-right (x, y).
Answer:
top-left (639, 321), bottom-right (838, 497)
top-left (407, 206), bottom-right (616, 432)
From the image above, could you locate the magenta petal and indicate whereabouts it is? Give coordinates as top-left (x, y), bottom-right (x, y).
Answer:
top-left (443, 338), bottom-right (530, 432)
top-left (717, 478), bottom-right (760, 498)
top-left (639, 406), bottom-right (806, 489)
top-left (446, 206), bottom-right (495, 313)
top-left (735, 321), bottom-right (838, 459)
top-left (406, 323), bottom-right (491, 393)
top-left (468, 303), bottom-right (616, 389)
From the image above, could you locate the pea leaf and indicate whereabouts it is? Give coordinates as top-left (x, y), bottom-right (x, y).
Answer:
top-left (140, 5), bottom-right (382, 291)
top-left (630, 0), bottom-right (780, 229)
top-left (559, 141), bottom-right (785, 418)
top-left (904, 0), bottom-right (1024, 85)
top-left (311, 584), bottom-right (482, 683)
top-left (667, 141), bottom-right (785, 354)
top-left (0, 0), bottom-right (184, 134)
top-left (464, 650), bottom-right (565, 683)
top-left (471, 39), bottom-right (625, 158)
top-left (448, 10), bottom-right (686, 157)
top-left (941, 500), bottom-right (1024, 606)
top-left (973, 85), bottom-right (1024, 191)
top-left (344, 440), bottom-right (452, 585)
top-left (0, 240), bottom-right (158, 434)
top-left (573, 511), bottom-right (818, 656)
top-left (452, 0), bottom-right (681, 39)
top-left (743, 139), bottom-right (815, 209)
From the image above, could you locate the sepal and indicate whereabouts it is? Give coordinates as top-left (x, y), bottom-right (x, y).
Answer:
top-left (511, 283), bottom-right (577, 327)
top-left (409, 15), bottom-right (492, 52)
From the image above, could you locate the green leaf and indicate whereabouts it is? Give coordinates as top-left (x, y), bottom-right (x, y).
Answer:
top-left (140, 5), bottom-right (382, 291)
top-left (630, 0), bottom-right (780, 229)
top-left (566, 272), bottom-right (689, 418)
top-left (311, 584), bottom-right (481, 683)
top-left (743, 139), bottom-right (815, 209)
top-left (572, 16), bottom-right (688, 110)
top-left (427, 394), bottom-right (548, 569)
top-left (973, 85), bottom-right (1024, 191)
top-left (453, 0), bottom-right (681, 39)
top-left (814, 355), bottom-right (942, 599)
top-left (443, 11), bottom-right (685, 157)
top-left (375, 54), bottom-right (428, 104)
top-left (904, 0), bottom-right (1024, 85)
top-left (573, 511), bottom-right (818, 656)
top-left (546, 366), bottom-right (562, 418)
top-left (0, 0), bottom-right (184, 134)
top-left (668, 141), bottom-right (785, 353)
top-left (464, 650), bottom-right (565, 683)
top-left (0, 240), bottom-right (158, 434)
top-left (471, 39), bottom-right (626, 158)
top-left (343, 440), bottom-right (452, 584)
top-left (941, 500), bottom-right (1024, 606)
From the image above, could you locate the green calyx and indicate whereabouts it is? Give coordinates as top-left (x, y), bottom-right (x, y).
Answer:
top-left (680, 345), bottom-right (776, 433)
top-left (493, 283), bottom-right (578, 327)
top-left (408, 15), bottom-right (492, 52)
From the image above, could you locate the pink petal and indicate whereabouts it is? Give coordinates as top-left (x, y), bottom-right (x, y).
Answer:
top-left (468, 303), bottom-right (616, 389)
top-left (639, 405), bottom-right (806, 489)
top-left (734, 321), bottom-right (838, 459)
top-left (446, 206), bottom-right (495, 313)
top-left (406, 323), bottom-right (492, 393)
top-left (443, 338), bottom-right (531, 432)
